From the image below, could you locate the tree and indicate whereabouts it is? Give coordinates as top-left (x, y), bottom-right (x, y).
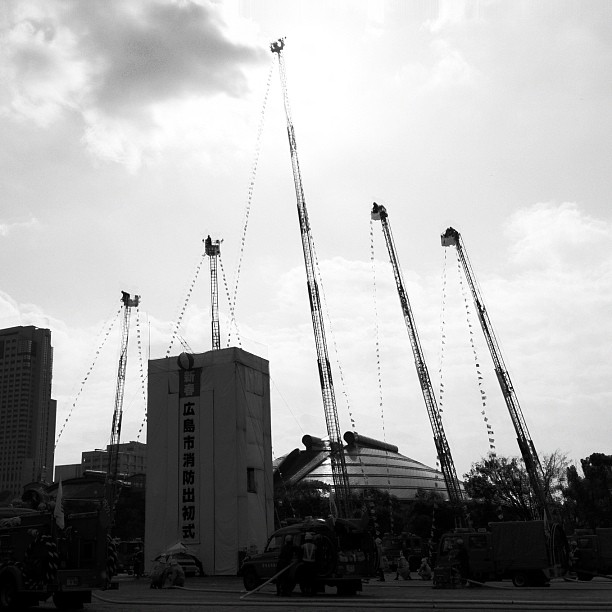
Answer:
top-left (463, 451), bottom-right (570, 523)
top-left (274, 480), bottom-right (331, 526)
top-left (406, 489), bottom-right (456, 541)
top-left (564, 453), bottom-right (612, 528)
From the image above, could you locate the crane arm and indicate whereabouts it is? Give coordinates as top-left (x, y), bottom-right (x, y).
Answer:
top-left (441, 227), bottom-right (551, 523)
top-left (205, 236), bottom-right (221, 351)
top-left (372, 203), bottom-right (464, 505)
top-left (108, 291), bottom-right (140, 482)
top-left (271, 39), bottom-right (351, 516)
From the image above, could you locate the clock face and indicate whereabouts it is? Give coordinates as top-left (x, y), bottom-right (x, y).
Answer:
top-left (177, 352), bottom-right (194, 370)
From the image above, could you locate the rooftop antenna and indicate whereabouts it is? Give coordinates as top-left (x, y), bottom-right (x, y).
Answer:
top-left (205, 235), bottom-right (222, 350)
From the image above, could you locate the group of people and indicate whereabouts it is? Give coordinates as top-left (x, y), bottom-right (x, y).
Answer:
top-left (395, 552), bottom-right (432, 581)
top-left (275, 532), bottom-right (318, 596)
top-left (376, 537), bottom-right (433, 582)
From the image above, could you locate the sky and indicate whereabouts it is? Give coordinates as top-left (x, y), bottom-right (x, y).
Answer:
top-left (1, 0), bottom-right (611, 481)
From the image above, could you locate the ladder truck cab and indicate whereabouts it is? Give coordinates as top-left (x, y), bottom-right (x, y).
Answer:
top-left (240, 517), bottom-right (379, 597)
top-left (0, 478), bottom-right (115, 611)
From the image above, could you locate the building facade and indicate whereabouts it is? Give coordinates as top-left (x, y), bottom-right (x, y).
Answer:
top-left (81, 441), bottom-right (147, 477)
top-left (0, 326), bottom-right (56, 499)
top-left (145, 348), bottom-right (274, 576)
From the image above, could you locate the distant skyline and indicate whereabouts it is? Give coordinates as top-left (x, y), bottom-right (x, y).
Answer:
top-left (1, 1), bottom-right (610, 479)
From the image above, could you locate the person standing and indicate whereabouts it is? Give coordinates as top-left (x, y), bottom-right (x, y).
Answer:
top-left (375, 537), bottom-right (386, 581)
top-left (397, 551), bottom-right (411, 580)
top-left (300, 532), bottom-right (317, 595)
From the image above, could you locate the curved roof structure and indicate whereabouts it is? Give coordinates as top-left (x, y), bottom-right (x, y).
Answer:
top-left (274, 431), bottom-right (452, 501)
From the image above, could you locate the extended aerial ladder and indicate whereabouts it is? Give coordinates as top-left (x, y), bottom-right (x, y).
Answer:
top-left (107, 291), bottom-right (140, 484)
top-left (441, 227), bottom-right (551, 523)
top-left (372, 203), bottom-right (464, 506)
top-left (271, 39), bottom-right (352, 517)
top-left (205, 235), bottom-right (221, 350)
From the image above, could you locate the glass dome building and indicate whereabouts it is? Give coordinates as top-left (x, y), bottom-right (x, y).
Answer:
top-left (274, 431), bottom-right (453, 501)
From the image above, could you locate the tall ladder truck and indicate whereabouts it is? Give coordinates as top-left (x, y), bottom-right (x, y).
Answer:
top-left (107, 291), bottom-right (140, 494)
top-left (205, 235), bottom-right (221, 351)
top-left (441, 227), bottom-right (551, 524)
top-left (270, 39), bottom-right (351, 518)
top-left (372, 203), bottom-right (464, 506)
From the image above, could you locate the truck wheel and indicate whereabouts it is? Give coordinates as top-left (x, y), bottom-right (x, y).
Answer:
top-left (52, 592), bottom-right (84, 610)
top-left (0, 574), bottom-right (19, 611)
top-left (337, 580), bottom-right (359, 596)
top-left (242, 568), bottom-right (261, 592)
top-left (512, 571), bottom-right (529, 587)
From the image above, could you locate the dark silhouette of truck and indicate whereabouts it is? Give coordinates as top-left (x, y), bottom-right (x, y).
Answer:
top-left (571, 528), bottom-right (612, 581)
top-left (0, 506), bottom-right (112, 610)
top-left (0, 477), bottom-right (116, 610)
top-left (433, 521), bottom-right (569, 588)
top-left (240, 517), bottom-right (379, 596)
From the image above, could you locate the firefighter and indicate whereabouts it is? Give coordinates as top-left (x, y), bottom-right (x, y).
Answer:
top-left (396, 551), bottom-right (411, 580)
top-left (299, 532), bottom-right (317, 595)
top-left (418, 557), bottom-right (432, 580)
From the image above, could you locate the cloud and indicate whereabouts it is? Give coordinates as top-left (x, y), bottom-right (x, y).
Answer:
top-left (506, 202), bottom-right (610, 271)
top-left (1, 0), bottom-right (267, 166)
top-left (0, 216), bottom-right (39, 237)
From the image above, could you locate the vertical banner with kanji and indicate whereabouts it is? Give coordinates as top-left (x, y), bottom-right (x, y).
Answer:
top-left (179, 367), bottom-right (201, 544)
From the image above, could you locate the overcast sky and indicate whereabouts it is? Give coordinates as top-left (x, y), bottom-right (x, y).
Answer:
top-left (1, 0), bottom-right (610, 480)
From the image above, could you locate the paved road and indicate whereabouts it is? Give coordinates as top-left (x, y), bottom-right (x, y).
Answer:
top-left (33, 573), bottom-right (612, 611)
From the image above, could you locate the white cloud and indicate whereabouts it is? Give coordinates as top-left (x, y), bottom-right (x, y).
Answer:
top-left (0, 216), bottom-right (39, 236)
top-left (506, 202), bottom-right (610, 271)
top-left (0, 0), bottom-right (267, 167)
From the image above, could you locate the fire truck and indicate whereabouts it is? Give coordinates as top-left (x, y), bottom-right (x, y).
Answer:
top-left (240, 517), bottom-right (379, 596)
top-left (433, 521), bottom-right (569, 588)
top-left (0, 479), bottom-right (116, 610)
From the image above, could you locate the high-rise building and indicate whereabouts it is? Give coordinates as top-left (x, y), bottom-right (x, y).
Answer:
top-left (0, 326), bottom-right (56, 499)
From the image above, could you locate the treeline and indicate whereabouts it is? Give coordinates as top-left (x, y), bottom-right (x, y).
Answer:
top-left (274, 452), bottom-right (612, 540)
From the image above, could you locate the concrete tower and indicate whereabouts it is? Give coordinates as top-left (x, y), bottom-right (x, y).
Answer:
top-left (145, 347), bottom-right (273, 575)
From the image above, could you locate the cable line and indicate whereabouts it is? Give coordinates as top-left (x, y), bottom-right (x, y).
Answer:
top-left (165, 244), bottom-right (207, 357)
top-left (227, 58), bottom-right (275, 347)
top-left (55, 305), bottom-right (121, 449)
top-left (453, 249), bottom-right (497, 456)
top-left (370, 218), bottom-right (394, 534)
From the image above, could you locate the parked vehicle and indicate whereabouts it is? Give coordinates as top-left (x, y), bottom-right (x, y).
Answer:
top-left (433, 521), bottom-right (569, 588)
top-left (240, 517), bottom-right (379, 596)
top-left (571, 528), bottom-right (612, 581)
top-left (0, 504), bottom-right (112, 610)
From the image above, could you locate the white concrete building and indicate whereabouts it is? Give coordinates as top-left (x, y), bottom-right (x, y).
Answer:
top-left (145, 348), bottom-right (273, 575)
